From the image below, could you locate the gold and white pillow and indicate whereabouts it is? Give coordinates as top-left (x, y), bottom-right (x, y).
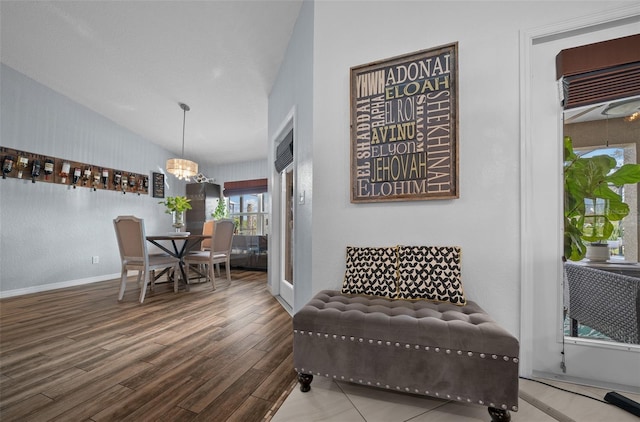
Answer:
top-left (397, 246), bottom-right (466, 305)
top-left (341, 246), bottom-right (398, 298)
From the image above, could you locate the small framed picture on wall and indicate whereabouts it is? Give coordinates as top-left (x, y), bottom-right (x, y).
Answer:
top-left (152, 172), bottom-right (165, 198)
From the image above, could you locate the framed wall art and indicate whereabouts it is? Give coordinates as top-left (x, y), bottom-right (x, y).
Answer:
top-left (350, 43), bottom-right (459, 203)
top-left (152, 172), bottom-right (165, 198)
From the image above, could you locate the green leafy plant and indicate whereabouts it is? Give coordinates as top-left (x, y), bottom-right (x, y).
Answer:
top-left (564, 136), bottom-right (640, 261)
top-left (212, 197), bottom-right (228, 219)
top-left (158, 195), bottom-right (192, 214)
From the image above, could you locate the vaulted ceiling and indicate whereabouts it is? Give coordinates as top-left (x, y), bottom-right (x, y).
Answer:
top-left (1, 1), bottom-right (303, 166)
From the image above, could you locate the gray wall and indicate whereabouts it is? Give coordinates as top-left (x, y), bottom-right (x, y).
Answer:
top-left (0, 64), bottom-right (263, 296)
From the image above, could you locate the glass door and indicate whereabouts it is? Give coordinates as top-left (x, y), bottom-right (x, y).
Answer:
top-left (279, 165), bottom-right (294, 306)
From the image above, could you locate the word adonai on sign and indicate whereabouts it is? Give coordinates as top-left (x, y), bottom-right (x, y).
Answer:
top-left (350, 43), bottom-right (459, 203)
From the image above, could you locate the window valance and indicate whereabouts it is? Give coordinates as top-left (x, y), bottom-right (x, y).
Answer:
top-left (274, 129), bottom-right (293, 173)
top-left (556, 34), bottom-right (640, 109)
top-left (223, 178), bottom-right (268, 197)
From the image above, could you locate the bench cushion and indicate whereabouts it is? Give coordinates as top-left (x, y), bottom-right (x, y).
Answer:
top-left (293, 290), bottom-right (519, 412)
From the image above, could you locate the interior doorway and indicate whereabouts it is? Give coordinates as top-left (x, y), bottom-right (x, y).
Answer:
top-left (523, 9), bottom-right (640, 390)
top-left (272, 123), bottom-right (295, 310)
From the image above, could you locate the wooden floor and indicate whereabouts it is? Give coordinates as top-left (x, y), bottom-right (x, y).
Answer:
top-left (0, 270), bottom-right (296, 421)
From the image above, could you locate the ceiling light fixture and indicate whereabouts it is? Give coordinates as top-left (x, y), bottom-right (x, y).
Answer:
top-left (166, 103), bottom-right (198, 180)
top-left (602, 98), bottom-right (640, 118)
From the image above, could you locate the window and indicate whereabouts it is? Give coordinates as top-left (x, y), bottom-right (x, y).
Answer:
top-left (228, 193), bottom-right (269, 236)
top-left (576, 144), bottom-right (638, 261)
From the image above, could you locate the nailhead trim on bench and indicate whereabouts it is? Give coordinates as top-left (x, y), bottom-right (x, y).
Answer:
top-left (293, 329), bottom-right (520, 363)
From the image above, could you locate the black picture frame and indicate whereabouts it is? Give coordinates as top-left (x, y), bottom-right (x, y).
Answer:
top-left (152, 172), bottom-right (165, 198)
top-left (350, 43), bottom-right (459, 203)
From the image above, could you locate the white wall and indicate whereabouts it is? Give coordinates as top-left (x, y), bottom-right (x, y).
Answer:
top-left (268, 0), bottom-right (314, 307)
top-left (269, 1), bottom-right (635, 339)
top-left (0, 64), bottom-right (187, 295)
top-left (205, 159), bottom-right (268, 191)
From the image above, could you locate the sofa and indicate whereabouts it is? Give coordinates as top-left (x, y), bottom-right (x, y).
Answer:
top-left (293, 246), bottom-right (519, 422)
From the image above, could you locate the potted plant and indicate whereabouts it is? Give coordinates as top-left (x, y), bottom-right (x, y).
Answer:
top-left (563, 136), bottom-right (640, 261)
top-left (159, 195), bottom-right (192, 231)
top-left (211, 196), bottom-right (228, 220)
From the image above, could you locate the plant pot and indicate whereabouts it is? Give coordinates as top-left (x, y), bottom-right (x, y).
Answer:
top-left (172, 210), bottom-right (185, 232)
top-left (585, 243), bottom-right (610, 262)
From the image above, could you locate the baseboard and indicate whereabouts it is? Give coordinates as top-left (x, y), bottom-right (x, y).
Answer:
top-left (532, 370), bottom-right (640, 395)
top-left (0, 273), bottom-right (121, 298)
top-left (275, 295), bottom-right (293, 316)
top-left (519, 390), bottom-right (576, 422)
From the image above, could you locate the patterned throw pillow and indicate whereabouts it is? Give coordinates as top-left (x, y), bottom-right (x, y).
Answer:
top-left (342, 246), bottom-right (398, 298)
top-left (397, 246), bottom-right (466, 305)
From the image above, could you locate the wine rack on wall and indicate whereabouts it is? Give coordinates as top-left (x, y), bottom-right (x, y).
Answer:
top-left (1, 146), bottom-right (150, 195)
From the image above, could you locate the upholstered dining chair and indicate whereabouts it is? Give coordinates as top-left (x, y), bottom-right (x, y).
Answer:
top-left (113, 215), bottom-right (180, 303)
top-left (185, 219), bottom-right (235, 290)
top-left (200, 220), bottom-right (214, 251)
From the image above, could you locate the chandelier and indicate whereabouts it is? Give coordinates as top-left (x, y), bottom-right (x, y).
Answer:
top-left (166, 102), bottom-right (198, 180)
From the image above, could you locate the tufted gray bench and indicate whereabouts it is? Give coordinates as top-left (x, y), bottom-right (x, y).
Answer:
top-left (293, 290), bottom-right (519, 422)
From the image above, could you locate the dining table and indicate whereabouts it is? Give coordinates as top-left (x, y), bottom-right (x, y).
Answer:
top-left (146, 232), bottom-right (208, 291)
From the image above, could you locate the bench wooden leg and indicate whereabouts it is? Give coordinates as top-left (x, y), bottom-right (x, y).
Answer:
top-left (298, 373), bottom-right (313, 392)
top-left (488, 407), bottom-right (511, 422)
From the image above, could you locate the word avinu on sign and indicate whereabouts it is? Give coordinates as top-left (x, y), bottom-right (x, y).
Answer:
top-left (350, 44), bottom-right (458, 203)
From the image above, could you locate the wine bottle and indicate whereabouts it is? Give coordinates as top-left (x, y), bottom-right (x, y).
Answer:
top-left (31, 159), bottom-right (41, 183)
top-left (17, 156), bottom-right (29, 178)
top-left (113, 171), bottom-right (122, 190)
top-left (93, 172), bottom-right (100, 191)
top-left (72, 167), bottom-right (81, 188)
top-left (83, 166), bottom-right (91, 186)
top-left (43, 159), bottom-right (54, 181)
top-left (101, 169), bottom-right (109, 188)
top-left (60, 162), bottom-right (71, 183)
top-left (2, 155), bottom-right (14, 179)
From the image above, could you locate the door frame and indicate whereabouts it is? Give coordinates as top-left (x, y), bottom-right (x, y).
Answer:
top-left (269, 107), bottom-right (296, 312)
top-left (520, 4), bottom-right (640, 390)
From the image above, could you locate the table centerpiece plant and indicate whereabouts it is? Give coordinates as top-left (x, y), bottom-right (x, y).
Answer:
top-left (564, 136), bottom-right (640, 261)
top-left (159, 195), bottom-right (192, 231)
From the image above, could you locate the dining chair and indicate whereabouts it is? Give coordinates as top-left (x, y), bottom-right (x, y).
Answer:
top-left (113, 215), bottom-right (180, 303)
top-left (185, 219), bottom-right (235, 290)
top-left (200, 220), bottom-right (215, 251)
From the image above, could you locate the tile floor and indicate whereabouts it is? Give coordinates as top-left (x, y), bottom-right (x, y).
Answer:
top-left (271, 376), bottom-right (640, 421)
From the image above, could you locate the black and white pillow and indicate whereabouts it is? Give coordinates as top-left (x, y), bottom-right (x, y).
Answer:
top-left (342, 246), bottom-right (398, 298)
top-left (397, 246), bottom-right (466, 305)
